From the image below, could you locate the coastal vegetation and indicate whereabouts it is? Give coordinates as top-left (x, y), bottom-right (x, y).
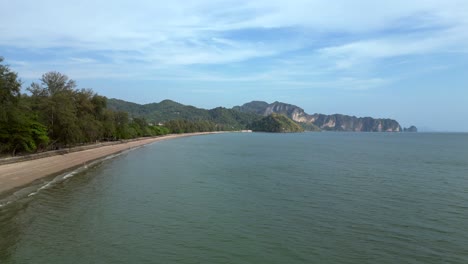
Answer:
top-left (0, 57), bottom-right (196, 156)
top-left (0, 57), bottom-right (259, 156)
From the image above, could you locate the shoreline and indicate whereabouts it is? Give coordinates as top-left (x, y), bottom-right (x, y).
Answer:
top-left (0, 132), bottom-right (222, 198)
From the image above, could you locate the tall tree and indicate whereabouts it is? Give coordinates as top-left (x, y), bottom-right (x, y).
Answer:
top-left (0, 57), bottom-right (21, 122)
top-left (114, 111), bottom-right (130, 139)
top-left (74, 89), bottom-right (103, 142)
top-left (0, 57), bottom-right (49, 155)
top-left (27, 72), bottom-right (81, 147)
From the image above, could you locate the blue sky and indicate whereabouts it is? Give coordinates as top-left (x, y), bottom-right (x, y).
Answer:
top-left (1, 0), bottom-right (467, 131)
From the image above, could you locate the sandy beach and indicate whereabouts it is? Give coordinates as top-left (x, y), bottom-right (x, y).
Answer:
top-left (0, 132), bottom-right (219, 196)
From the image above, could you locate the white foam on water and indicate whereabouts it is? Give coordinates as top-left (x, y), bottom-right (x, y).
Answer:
top-left (0, 200), bottom-right (12, 208)
top-left (62, 171), bottom-right (78, 180)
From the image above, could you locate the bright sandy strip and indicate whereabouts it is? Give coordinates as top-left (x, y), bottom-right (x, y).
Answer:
top-left (0, 132), bottom-right (219, 196)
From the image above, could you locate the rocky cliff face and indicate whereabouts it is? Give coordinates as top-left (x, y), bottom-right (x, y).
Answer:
top-left (264, 102), bottom-right (313, 123)
top-left (310, 114), bottom-right (401, 132)
top-left (234, 101), bottom-right (314, 123)
top-left (234, 101), bottom-right (403, 132)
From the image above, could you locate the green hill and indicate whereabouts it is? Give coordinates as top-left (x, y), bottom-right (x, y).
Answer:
top-left (232, 101), bottom-right (270, 115)
top-left (108, 99), bottom-right (210, 122)
top-left (250, 113), bottom-right (304, 133)
top-left (107, 98), bottom-right (260, 130)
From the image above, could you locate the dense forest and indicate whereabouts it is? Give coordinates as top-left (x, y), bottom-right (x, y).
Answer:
top-left (0, 57), bottom-right (218, 156)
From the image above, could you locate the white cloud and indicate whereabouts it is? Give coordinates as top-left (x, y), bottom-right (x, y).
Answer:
top-left (1, 0), bottom-right (467, 82)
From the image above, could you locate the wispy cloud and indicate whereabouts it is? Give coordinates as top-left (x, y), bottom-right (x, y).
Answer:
top-left (69, 57), bottom-right (98, 64)
top-left (318, 26), bottom-right (468, 69)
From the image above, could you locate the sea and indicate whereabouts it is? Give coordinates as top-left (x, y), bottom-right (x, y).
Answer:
top-left (1, 132), bottom-right (467, 264)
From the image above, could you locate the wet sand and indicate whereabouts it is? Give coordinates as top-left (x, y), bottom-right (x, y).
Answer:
top-left (0, 132), bottom-right (219, 196)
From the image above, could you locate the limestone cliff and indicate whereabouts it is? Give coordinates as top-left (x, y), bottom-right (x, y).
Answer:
top-left (234, 101), bottom-right (403, 132)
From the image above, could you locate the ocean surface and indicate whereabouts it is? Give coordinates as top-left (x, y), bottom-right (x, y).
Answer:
top-left (1, 132), bottom-right (468, 264)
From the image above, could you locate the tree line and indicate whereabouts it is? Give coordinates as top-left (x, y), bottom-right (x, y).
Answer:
top-left (0, 57), bottom-right (217, 156)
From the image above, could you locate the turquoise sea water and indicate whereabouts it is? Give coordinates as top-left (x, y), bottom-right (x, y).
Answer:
top-left (1, 132), bottom-right (468, 263)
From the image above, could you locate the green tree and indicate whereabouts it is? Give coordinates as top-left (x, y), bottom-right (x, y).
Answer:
top-left (114, 111), bottom-right (130, 139)
top-left (0, 57), bottom-right (21, 122)
top-left (28, 72), bottom-right (81, 147)
top-left (0, 111), bottom-right (49, 155)
top-left (91, 94), bottom-right (107, 119)
top-left (0, 57), bottom-right (49, 155)
top-left (74, 89), bottom-right (104, 142)
top-left (1, 62), bottom-right (175, 155)
top-left (101, 110), bottom-right (117, 140)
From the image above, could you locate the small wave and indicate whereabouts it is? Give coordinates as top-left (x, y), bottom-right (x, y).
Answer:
top-left (0, 200), bottom-right (12, 208)
top-left (62, 171), bottom-right (78, 180)
top-left (101, 153), bottom-right (121, 161)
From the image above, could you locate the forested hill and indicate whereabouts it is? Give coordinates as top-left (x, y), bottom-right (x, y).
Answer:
top-left (107, 98), bottom-right (261, 130)
top-left (108, 99), bottom-right (210, 122)
top-left (250, 113), bottom-right (305, 133)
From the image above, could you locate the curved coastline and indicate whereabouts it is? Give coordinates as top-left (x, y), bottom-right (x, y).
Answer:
top-left (0, 132), bottom-right (222, 198)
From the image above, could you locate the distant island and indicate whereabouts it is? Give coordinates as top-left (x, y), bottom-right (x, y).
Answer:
top-left (403, 126), bottom-right (418, 132)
